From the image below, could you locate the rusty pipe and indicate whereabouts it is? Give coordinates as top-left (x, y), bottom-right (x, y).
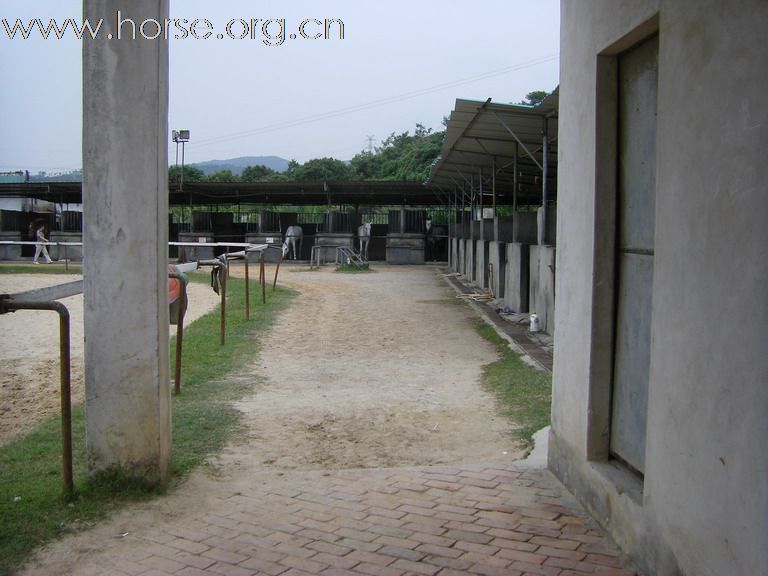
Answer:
top-left (0, 297), bottom-right (73, 496)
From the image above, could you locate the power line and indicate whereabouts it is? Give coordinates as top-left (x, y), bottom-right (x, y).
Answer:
top-left (172, 53), bottom-right (559, 154)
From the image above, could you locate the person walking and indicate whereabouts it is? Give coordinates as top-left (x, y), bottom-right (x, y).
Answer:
top-left (33, 224), bottom-right (53, 264)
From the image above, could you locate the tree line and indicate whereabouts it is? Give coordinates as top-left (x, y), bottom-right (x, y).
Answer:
top-left (169, 122), bottom-right (446, 185)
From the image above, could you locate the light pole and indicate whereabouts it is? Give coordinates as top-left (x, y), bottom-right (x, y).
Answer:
top-left (171, 130), bottom-right (190, 191)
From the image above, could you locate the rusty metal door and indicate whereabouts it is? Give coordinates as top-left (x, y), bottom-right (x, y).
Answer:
top-left (610, 35), bottom-right (658, 474)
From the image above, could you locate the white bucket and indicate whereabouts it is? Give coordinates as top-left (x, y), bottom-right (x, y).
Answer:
top-left (529, 313), bottom-right (541, 333)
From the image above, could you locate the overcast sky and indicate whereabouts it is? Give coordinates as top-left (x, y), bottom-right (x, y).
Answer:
top-left (0, 1), bottom-right (560, 173)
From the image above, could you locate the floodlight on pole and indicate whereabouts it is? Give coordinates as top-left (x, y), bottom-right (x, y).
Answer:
top-left (172, 130), bottom-right (190, 191)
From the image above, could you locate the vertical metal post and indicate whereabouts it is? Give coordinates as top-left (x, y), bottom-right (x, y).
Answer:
top-left (244, 255), bottom-right (250, 320)
top-left (492, 157), bottom-right (497, 213)
top-left (273, 248), bottom-right (283, 291)
top-left (220, 267), bottom-right (227, 346)
top-left (479, 167), bottom-right (484, 241)
top-left (260, 252), bottom-right (267, 304)
top-left (172, 277), bottom-right (185, 395)
top-left (0, 300), bottom-right (73, 495)
top-left (57, 305), bottom-right (73, 495)
top-left (513, 143), bottom-right (519, 243)
top-left (542, 115), bottom-right (549, 245)
top-left (513, 143), bottom-right (519, 214)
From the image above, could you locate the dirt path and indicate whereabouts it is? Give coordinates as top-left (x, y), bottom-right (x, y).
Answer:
top-left (222, 264), bottom-right (523, 471)
top-left (17, 264), bottom-right (527, 573)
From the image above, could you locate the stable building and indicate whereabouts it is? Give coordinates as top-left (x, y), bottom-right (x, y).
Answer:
top-left (550, 2), bottom-right (767, 575)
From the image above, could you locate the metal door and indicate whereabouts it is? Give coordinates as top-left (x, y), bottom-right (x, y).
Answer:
top-left (610, 35), bottom-right (658, 473)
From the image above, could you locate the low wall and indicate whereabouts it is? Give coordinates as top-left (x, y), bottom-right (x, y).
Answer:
top-left (488, 242), bottom-right (506, 300)
top-left (245, 233), bottom-right (283, 262)
top-left (463, 239), bottom-right (475, 282)
top-left (49, 232), bottom-right (84, 261)
top-left (450, 237), bottom-right (458, 271)
top-left (385, 234), bottom-right (424, 265)
top-left (529, 244), bottom-right (556, 334)
top-left (178, 232), bottom-right (215, 262)
top-left (0, 232), bottom-right (22, 261)
top-left (316, 233), bottom-right (354, 263)
top-left (505, 243), bottom-right (530, 313)
top-left (474, 240), bottom-right (489, 288)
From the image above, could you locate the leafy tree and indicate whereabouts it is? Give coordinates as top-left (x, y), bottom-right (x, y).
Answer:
top-left (519, 90), bottom-right (550, 106)
top-left (206, 169), bottom-right (240, 182)
top-left (286, 157), bottom-right (352, 181)
top-left (241, 164), bottom-right (276, 182)
top-left (349, 123), bottom-right (444, 182)
top-left (168, 165), bottom-right (205, 184)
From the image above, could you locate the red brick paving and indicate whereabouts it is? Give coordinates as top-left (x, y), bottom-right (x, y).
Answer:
top-left (23, 464), bottom-right (640, 575)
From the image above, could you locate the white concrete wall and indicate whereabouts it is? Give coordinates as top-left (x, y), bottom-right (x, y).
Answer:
top-left (505, 243), bottom-right (529, 313)
top-left (83, 0), bottom-right (171, 484)
top-left (529, 245), bottom-right (555, 335)
top-left (551, 2), bottom-right (768, 575)
top-left (488, 242), bottom-right (505, 300)
top-left (474, 240), bottom-right (488, 288)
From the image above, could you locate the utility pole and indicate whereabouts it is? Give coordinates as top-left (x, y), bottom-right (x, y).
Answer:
top-left (366, 135), bottom-right (376, 154)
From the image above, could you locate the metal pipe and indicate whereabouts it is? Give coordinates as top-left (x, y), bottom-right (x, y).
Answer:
top-left (220, 266), bottom-right (227, 346)
top-left (260, 252), bottom-right (266, 305)
top-left (244, 256), bottom-right (250, 320)
top-left (542, 115), bottom-right (549, 245)
top-left (273, 248), bottom-right (283, 291)
top-left (168, 272), bottom-right (185, 395)
top-left (0, 297), bottom-right (73, 495)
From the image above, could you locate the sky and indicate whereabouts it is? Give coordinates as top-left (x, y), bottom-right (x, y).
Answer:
top-left (0, 1), bottom-right (560, 173)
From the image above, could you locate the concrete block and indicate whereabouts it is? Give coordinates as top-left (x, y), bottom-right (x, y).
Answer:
top-left (505, 243), bottom-right (530, 313)
top-left (0, 231), bottom-right (22, 260)
top-left (488, 241), bottom-right (506, 299)
top-left (316, 233), bottom-right (354, 263)
top-left (178, 232), bottom-right (215, 262)
top-left (385, 233), bottom-right (424, 264)
top-left (245, 233), bottom-right (283, 263)
top-left (529, 245), bottom-right (556, 334)
top-left (49, 232), bottom-right (83, 261)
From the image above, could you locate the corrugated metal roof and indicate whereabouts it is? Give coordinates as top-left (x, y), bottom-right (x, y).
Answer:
top-left (427, 89), bottom-right (558, 206)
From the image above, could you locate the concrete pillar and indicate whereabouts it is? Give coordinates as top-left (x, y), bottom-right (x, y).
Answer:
top-left (82, 0), bottom-right (171, 484)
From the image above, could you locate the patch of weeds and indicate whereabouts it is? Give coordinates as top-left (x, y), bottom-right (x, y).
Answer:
top-left (0, 271), bottom-right (294, 574)
top-left (475, 322), bottom-right (552, 450)
top-left (0, 263), bottom-right (82, 275)
top-left (335, 263), bottom-right (374, 273)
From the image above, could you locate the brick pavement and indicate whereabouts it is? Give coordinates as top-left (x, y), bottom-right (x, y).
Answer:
top-left (24, 463), bottom-right (639, 576)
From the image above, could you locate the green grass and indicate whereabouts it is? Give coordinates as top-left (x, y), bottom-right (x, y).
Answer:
top-left (475, 322), bottom-right (552, 450)
top-left (335, 263), bottom-right (374, 273)
top-left (0, 262), bottom-right (82, 275)
top-left (0, 271), bottom-right (293, 575)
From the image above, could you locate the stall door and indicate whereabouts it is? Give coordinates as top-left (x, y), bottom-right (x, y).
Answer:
top-left (610, 35), bottom-right (658, 474)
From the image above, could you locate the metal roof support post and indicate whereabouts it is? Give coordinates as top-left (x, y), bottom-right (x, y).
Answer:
top-left (492, 157), bottom-right (497, 214)
top-left (541, 116), bottom-right (549, 246)
top-left (479, 167), bottom-right (484, 242)
top-left (513, 143), bottom-right (519, 242)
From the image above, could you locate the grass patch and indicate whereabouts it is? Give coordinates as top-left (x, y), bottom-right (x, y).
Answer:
top-left (0, 263), bottom-right (82, 275)
top-left (0, 271), bottom-right (293, 575)
top-left (476, 322), bottom-right (552, 450)
top-left (335, 263), bottom-right (374, 273)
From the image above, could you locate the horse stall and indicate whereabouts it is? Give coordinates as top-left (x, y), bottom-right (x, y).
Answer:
top-left (529, 244), bottom-right (556, 334)
top-left (500, 211), bottom-right (538, 313)
top-left (245, 211), bottom-right (294, 262)
top-left (314, 211), bottom-right (354, 263)
top-left (528, 206), bottom-right (557, 334)
top-left (385, 209), bottom-right (426, 265)
top-left (487, 215), bottom-right (514, 301)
